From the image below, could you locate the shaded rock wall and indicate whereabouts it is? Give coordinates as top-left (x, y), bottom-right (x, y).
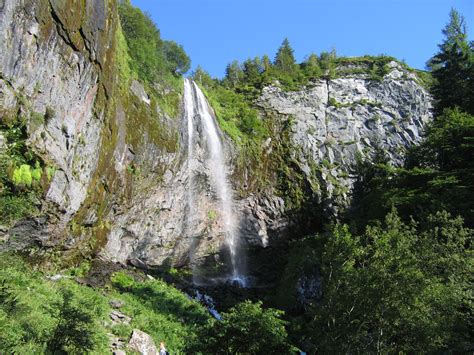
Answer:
top-left (0, 0), bottom-right (118, 246)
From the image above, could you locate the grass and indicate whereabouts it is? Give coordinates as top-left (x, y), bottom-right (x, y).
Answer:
top-left (0, 255), bottom-right (210, 354)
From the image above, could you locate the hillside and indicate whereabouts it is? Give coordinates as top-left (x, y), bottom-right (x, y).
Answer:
top-left (0, 0), bottom-right (472, 353)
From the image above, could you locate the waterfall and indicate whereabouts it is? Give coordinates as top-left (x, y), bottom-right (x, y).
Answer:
top-left (183, 78), bottom-right (247, 287)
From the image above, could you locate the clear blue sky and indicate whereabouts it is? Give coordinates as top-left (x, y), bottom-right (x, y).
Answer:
top-left (131, 0), bottom-right (473, 78)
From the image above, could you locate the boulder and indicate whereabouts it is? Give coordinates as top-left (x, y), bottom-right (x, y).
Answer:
top-left (128, 329), bottom-right (158, 355)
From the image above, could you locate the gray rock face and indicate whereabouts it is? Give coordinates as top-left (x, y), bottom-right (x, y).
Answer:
top-left (128, 329), bottom-right (158, 355)
top-left (102, 83), bottom-right (238, 276)
top-left (256, 62), bottom-right (432, 213)
top-left (0, 0), bottom-right (113, 232)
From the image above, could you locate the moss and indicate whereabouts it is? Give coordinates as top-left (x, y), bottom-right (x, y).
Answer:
top-left (115, 23), bottom-right (133, 91)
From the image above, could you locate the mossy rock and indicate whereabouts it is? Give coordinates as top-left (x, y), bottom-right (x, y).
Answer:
top-left (49, 0), bottom-right (84, 32)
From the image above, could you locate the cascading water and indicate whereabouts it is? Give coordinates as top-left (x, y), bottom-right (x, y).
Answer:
top-left (183, 78), bottom-right (247, 287)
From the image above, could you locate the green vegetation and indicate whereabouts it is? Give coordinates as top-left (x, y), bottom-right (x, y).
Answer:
top-left (0, 117), bottom-right (50, 226)
top-left (0, 256), bottom-right (299, 353)
top-left (118, 0), bottom-right (190, 84)
top-left (117, 0), bottom-right (187, 118)
top-left (0, 254), bottom-right (109, 353)
top-left (1, 3), bottom-right (472, 354)
top-left (109, 271), bottom-right (209, 352)
top-left (190, 300), bottom-right (294, 354)
top-left (272, 8), bottom-right (474, 353)
top-left (289, 209), bottom-right (472, 353)
top-left (0, 256), bottom-right (209, 353)
top-left (427, 8), bottom-right (474, 114)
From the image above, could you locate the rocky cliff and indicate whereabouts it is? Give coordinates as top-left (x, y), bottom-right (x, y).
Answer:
top-left (0, 1), bottom-right (432, 280)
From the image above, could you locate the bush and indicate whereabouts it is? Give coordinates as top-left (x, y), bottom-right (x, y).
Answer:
top-left (111, 271), bottom-right (135, 290)
top-left (47, 282), bottom-right (109, 354)
top-left (0, 194), bottom-right (38, 225)
top-left (12, 164), bottom-right (33, 186)
top-left (0, 255), bottom-right (213, 354)
top-left (191, 301), bottom-right (294, 354)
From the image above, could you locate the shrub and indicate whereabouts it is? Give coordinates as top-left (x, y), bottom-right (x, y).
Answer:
top-left (191, 300), bottom-right (294, 354)
top-left (118, 0), bottom-right (190, 83)
top-left (47, 282), bottom-right (109, 354)
top-left (110, 271), bottom-right (135, 290)
top-left (12, 164), bottom-right (33, 187)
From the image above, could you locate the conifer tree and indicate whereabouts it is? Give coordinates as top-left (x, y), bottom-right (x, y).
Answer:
top-left (274, 38), bottom-right (297, 73)
top-left (243, 57), bottom-right (263, 83)
top-left (225, 60), bottom-right (244, 87)
top-left (428, 8), bottom-right (474, 114)
top-left (262, 54), bottom-right (272, 72)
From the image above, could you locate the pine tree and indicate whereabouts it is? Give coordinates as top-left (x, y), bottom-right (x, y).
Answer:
top-left (225, 60), bottom-right (244, 87)
top-left (427, 8), bottom-right (474, 114)
top-left (262, 54), bottom-right (272, 72)
top-left (274, 38), bottom-right (297, 73)
top-left (243, 57), bottom-right (263, 83)
top-left (303, 53), bottom-right (322, 78)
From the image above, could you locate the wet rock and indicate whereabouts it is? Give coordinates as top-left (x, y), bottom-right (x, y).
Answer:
top-left (128, 329), bottom-right (158, 355)
top-left (297, 272), bottom-right (323, 306)
top-left (0, 217), bottom-right (49, 251)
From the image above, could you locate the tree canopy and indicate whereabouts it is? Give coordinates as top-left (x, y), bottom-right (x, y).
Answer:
top-left (274, 38), bottom-right (297, 73)
top-left (118, 0), bottom-right (190, 82)
top-left (427, 8), bottom-right (474, 114)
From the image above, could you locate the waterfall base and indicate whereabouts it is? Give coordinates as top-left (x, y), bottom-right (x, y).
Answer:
top-left (193, 275), bottom-right (254, 288)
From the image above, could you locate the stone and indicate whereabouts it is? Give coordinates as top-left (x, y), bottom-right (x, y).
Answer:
top-left (131, 80), bottom-right (151, 105)
top-left (128, 329), bottom-right (158, 355)
top-left (0, 217), bottom-right (50, 251)
top-left (0, 0), bottom-right (112, 246)
top-left (109, 299), bottom-right (125, 309)
top-left (110, 310), bottom-right (131, 325)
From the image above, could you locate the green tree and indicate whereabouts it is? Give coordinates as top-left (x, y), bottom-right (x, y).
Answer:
top-left (191, 301), bottom-right (294, 354)
top-left (224, 60), bottom-right (244, 87)
top-left (243, 57), bottom-right (263, 84)
top-left (162, 40), bottom-right (191, 75)
top-left (118, 0), bottom-right (190, 81)
top-left (192, 65), bottom-right (215, 88)
top-left (274, 38), bottom-right (297, 73)
top-left (310, 210), bottom-right (472, 353)
top-left (118, 0), bottom-right (164, 82)
top-left (319, 49), bottom-right (337, 77)
top-left (427, 8), bottom-right (474, 114)
top-left (303, 53), bottom-right (322, 78)
top-left (262, 54), bottom-right (272, 72)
